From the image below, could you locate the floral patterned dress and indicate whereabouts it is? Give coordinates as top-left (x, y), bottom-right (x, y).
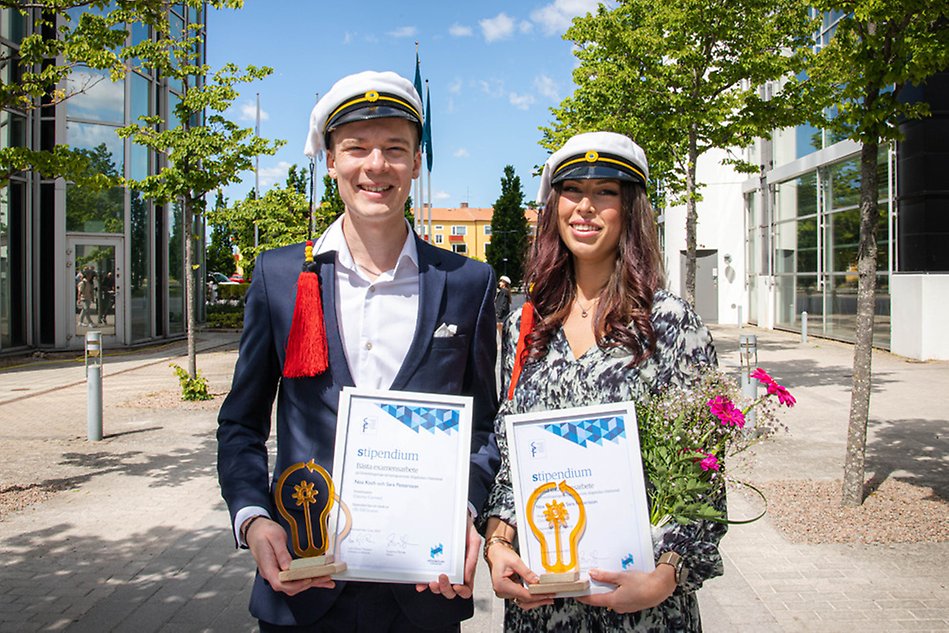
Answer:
top-left (482, 290), bottom-right (725, 633)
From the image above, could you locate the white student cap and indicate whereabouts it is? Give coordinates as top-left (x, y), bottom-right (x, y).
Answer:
top-left (303, 70), bottom-right (423, 159)
top-left (535, 131), bottom-right (649, 204)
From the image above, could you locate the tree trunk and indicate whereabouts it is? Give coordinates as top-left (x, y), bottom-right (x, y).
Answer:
top-left (684, 126), bottom-right (699, 306)
top-left (841, 140), bottom-right (880, 507)
top-left (185, 197), bottom-right (197, 379)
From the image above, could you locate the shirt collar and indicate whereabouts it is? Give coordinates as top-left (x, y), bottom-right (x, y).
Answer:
top-left (315, 215), bottom-right (419, 277)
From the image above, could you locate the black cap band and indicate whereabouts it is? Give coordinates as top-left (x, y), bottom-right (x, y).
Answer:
top-left (552, 150), bottom-right (646, 186)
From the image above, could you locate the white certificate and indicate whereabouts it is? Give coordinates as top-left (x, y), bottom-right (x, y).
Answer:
top-left (330, 387), bottom-right (472, 583)
top-left (506, 402), bottom-right (654, 596)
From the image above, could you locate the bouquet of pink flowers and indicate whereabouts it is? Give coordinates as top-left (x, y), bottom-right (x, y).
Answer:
top-left (636, 368), bottom-right (795, 526)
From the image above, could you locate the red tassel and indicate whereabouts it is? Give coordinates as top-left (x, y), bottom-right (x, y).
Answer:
top-left (507, 302), bottom-right (535, 400)
top-left (283, 269), bottom-right (329, 378)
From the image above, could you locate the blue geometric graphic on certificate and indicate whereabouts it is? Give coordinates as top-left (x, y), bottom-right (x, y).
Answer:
top-left (543, 416), bottom-right (626, 447)
top-left (377, 404), bottom-right (460, 435)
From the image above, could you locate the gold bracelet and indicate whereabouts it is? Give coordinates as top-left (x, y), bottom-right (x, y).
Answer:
top-left (482, 535), bottom-right (515, 563)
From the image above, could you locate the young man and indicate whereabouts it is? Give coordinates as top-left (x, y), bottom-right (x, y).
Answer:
top-left (217, 71), bottom-right (500, 632)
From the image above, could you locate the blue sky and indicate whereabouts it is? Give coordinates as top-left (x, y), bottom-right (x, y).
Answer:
top-left (207, 0), bottom-right (604, 209)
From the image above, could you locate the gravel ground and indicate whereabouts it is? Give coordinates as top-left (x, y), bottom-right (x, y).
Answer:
top-left (751, 477), bottom-right (949, 544)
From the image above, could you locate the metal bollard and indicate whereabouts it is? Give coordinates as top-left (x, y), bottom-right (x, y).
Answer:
top-left (801, 311), bottom-right (808, 344)
top-left (85, 331), bottom-right (103, 441)
top-left (739, 334), bottom-right (758, 430)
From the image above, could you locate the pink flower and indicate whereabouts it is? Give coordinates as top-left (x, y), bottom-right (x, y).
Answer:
top-left (751, 368), bottom-right (775, 387)
top-left (699, 452), bottom-right (720, 471)
top-left (708, 395), bottom-right (746, 428)
top-left (752, 368), bottom-right (796, 407)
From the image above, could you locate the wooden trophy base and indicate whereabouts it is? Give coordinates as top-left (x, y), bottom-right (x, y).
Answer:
top-left (527, 570), bottom-right (590, 595)
top-left (278, 555), bottom-right (347, 582)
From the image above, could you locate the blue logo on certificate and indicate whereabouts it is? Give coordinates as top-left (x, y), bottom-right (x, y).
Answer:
top-left (543, 416), bottom-right (626, 447)
top-left (377, 404), bottom-right (460, 435)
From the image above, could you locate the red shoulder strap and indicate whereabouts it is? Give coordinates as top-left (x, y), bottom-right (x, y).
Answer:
top-left (506, 302), bottom-right (535, 400)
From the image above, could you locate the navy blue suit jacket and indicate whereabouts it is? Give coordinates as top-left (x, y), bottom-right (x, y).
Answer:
top-left (217, 234), bottom-right (500, 628)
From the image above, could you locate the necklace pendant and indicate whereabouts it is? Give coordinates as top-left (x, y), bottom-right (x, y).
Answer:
top-left (581, 309), bottom-right (588, 318)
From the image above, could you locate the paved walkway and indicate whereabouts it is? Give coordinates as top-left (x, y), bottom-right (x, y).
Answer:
top-left (0, 326), bottom-right (946, 632)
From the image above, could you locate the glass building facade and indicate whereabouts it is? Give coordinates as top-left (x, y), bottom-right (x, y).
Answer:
top-left (0, 4), bottom-right (206, 353)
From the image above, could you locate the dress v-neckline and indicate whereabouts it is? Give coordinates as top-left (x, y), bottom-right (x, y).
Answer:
top-left (559, 329), bottom-right (599, 362)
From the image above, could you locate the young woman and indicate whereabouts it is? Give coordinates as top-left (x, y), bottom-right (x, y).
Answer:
top-left (481, 132), bottom-right (725, 632)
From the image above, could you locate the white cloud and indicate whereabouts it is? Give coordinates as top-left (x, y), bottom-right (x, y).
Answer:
top-left (449, 23), bottom-right (473, 37)
top-left (531, 0), bottom-right (603, 35)
top-left (66, 71), bottom-right (124, 120)
top-left (519, 20), bottom-right (534, 34)
top-left (509, 92), bottom-right (535, 110)
top-left (342, 32), bottom-right (353, 44)
top-left (533, 74), bottom-right (560, 101)
top-left (434, 190), bottom-right (451, 200)
top-left (448, 78), bottom-right (463, 95)
top-left (388, 26), bottom-right (417, 38)
top-left (453, 148), bottom-right (470, 158)
top-left (239, 100), bottom-right (270, 123)
top-left (480, 12), bottom-right (515, 42)
top-left (478, 79), bottom-right (505, 98)
top-left (258, 161), bottom-right (292, 189)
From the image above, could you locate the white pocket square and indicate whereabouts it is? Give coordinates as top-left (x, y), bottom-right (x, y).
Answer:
top-left (434, 323), bottom-right (458, 338)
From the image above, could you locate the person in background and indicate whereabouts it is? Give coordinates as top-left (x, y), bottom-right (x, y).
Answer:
top-left (495, 275), bottom-right (513, 333)
top-left (481, 131), bottom-right (724, 632)
top-left (217, 70), bottom-right (500, 632)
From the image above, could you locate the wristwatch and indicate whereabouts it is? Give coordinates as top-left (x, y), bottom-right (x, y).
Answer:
top-left (657, 551), bottom-right (688, 586)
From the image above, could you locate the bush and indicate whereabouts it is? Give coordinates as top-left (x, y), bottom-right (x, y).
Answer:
top-left (206, 303), bottom-right (244, 329)
top-left (170, 363), bottom-right (213, 401)
top-left (217, 284), bottom-right (248, 302)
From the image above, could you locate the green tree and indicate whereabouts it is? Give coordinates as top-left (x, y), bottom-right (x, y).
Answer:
top-left (487, 165), bottom-right (529, 287)
top-left (804, 1), bottom-right (949, 507)
top-left (206, 191), bottom-right (236, 275)
top-left (544, 0), bottom-right (814, 305)
top-left (0, 0), bottom-right (241, 188)
top-left (119, 34), bottom-right (282, 379)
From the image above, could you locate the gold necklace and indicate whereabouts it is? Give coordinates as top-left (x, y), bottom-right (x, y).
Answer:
top-left (575, 294), bottom-right (600, 318)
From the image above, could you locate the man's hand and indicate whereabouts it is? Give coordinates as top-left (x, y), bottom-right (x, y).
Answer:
top-left (415, 513), bottom-right (479, 599)
top-left (245, 516), bottom-right (336, 596)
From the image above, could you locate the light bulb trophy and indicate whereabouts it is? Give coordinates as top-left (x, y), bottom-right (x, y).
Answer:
top-left (275, 459), bottom-right (351, 581)
top-left (525, 480), bottom-right (590, 594)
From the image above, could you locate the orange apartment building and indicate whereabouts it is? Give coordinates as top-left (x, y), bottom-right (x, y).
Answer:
top-left (417, 203), bottom-right (538, 261)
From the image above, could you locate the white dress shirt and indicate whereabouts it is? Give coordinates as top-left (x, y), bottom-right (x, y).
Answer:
top-left (317, 216), bottom-right (419, 388)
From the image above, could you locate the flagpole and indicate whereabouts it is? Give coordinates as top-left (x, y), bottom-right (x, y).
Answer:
top-left (413, 41), bottom-right (423, 236)
top-left (254, 92), bottom-right (260, 248)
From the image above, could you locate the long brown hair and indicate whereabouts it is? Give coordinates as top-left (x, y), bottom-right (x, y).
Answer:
top-left (523, 181), bottom-right (664, 365)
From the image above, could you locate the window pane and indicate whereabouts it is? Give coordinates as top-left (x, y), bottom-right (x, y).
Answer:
top-left (130, 190), bottom-right (151, 340)
top-left (131, 72), bottom-right (150, 124)
top-left (66, 121), bottom-right (124, 175)
top-left (66, 66), bottom-right (125, 124)
top-left (0, 110), bottom-right (26, 148)
top-left (828, 157), bottom-right (860, 211)
top-left (66, 184), bottom-right (124, 233)
top-left (775, 170), bottom-right (817, 222)
top-left (168, 202), bottom-right (184, 333)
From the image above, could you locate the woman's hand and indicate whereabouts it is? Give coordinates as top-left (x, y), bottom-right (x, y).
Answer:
top-left (575, 565), bottom-right (676, 614)
top-left (483, 517), bottom-right (553, 611)
top-left (485, 539), bottom-right (554, 611)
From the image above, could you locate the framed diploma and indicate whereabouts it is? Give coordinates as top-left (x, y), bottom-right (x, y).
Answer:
top-left (506, 402), bottom-right (654, 597)
top-left (330, 387), bottom-right (472, 584)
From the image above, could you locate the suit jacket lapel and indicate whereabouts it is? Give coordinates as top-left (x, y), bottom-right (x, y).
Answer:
top-left (315, 251), bottom-right (355, 388)
top-left (390, 237), bottom-right (445, 390)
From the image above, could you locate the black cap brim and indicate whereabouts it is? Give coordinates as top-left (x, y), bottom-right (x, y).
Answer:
top-left (551, 164), bottom-right (645, 186)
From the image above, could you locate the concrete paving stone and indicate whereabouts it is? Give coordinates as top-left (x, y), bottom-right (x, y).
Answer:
top-left (892, 621), bottom-right (949, 631)
top-left (816, 608), bottom-right (874, 621)
top-left (875, 598), bottom-right (930, 610)
top-left (910, 610), bottom-right (949, 620)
